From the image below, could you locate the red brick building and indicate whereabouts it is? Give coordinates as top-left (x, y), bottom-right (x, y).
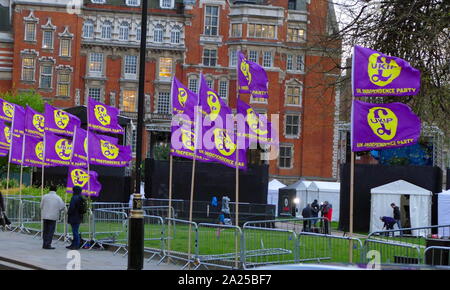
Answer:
top-left (1, 0), bottom-right (341, 184)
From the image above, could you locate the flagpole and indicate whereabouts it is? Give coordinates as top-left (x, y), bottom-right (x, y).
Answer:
top-left (86, 101), bottom-right (92, 242)
top-left (18, 136), bottom-right (25, 231)
top-left (40, 134), bottom-right (45, 238)
top-left (187, 146), bottom-right (196, 269)
top-left (349, 49), bottom-right (355, 263)
top-left (167, 154), bottom-right (173, 260)
top-left (234, 148), bottom-right (239, 269)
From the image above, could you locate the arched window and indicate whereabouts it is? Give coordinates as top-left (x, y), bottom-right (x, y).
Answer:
top-left (83, 20), bottom-right (94, 39)
top-left (119, 22), bottom-right (130, 41)
top-left (154, 24), bottom-right (164, 43)
top-left (101, 21), bottom-right (112, 39)
top-left (170, 26), bottom-right (181, 44)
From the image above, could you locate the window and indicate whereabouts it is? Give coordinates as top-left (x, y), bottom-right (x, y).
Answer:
top-left (160, 0), bottom-right (174, 9)
top-left (170, 26), bottom-right (181, 44)
top-left (83, 21), bottom-right (94, 39)
top-left (88, 88), bottom-right (101, 102)
top-left (262, 51), bottom-right (273, 68)
top-left (248, 24), bottom-right (276, 39)
top-left (119, 22), bottom-right (130, 41)
top-left (25, 22), bottom-right (36, 41)
top-left (122, 90), bottom-right (137, 112)
top-left (154, 24), bottom-right (164, 43)
top-left (157, 92), bottom-right (171, 114)
top-left (285, 115), bottom-right (300, 137)
top-left (57, 72), bottom-right (70, 97)
top-left (131, 128), bottom-right (137, 153)
top-left (89, 52), bottom-right (104, 75)
top-left (296, 55), bottom-right (304, 71)
top-left (279, 145), bottom-right (293, 169)
top-left (288, 0), bottom-right (296, 10)
top-left (60, 39), bottom-right (71, 57)
top-left (229, 49), bottom-right (237, 67)
top-left (136, 26), bottom-right (141, 41)
top-left (124, 55), bottom-right (138, 78)
top-left (287, 28), bottom-right (305, 42)
top-left (204, 5), bottom-right (219, 36)
top-left (126, 0), bottom-right (140, 6)
top-left (22, 57), bottom-right (35, 81)
top-left (159, 57), bottom-right (172, 79)
top-left (101, 21), bottom-right (112, 39)
top-left (231, 23), bottom-right (242, 37)
top-left (40, 65), bottom-right (53, 89)
top-left (206, 79), bottom-right (214, 89)
top-left (218, 80), bottom-right (228, 101)
top-left (203, 48), bottom-right (217, 67)
top-left (91, 0), bottom-right (105, 3)
top-left (287, 55), bottom-right (293, 70)
top-left (188, 77), bottom-right (198, 93)
top-left (249, 50), bottom-right (258, 63)
top-left (42, 31), bottom-right (53, 49)
top-left (286, 86), bottom-right (302, 106)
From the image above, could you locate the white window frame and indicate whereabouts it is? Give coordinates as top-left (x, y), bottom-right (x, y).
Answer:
top-left (126, 0), bottom-right (140, 6)
top-left (159, 57), bottom-right (173, 80)
top-left (124, 55), bottom-right (138, 79)
top-left (154, 25), bottom-right (164, 43)
top-left (83, 20), bottom-right (94, 39)
top-left (285, 114), bottom-right (301, 138)
top-left (101, 21), bottom-right (112, 39)
top-left (122, 90), bottom-right (137, 112)
top-left (119, 22), bottom-right (130, 41)
top-left (229, 49), bottom-right (237, 67)
top-left (160, 0), bottom-right (174, 9)
top-left (59, 38), bottom-right (72, 57)
top-left (57, 71), bottom-right (71, 97)
top-left (157, 91), bottom-right (171, 115)
top-left (89, 52), bottom-right (104, 76)
top-left (218, 80), bottom-right (228, 102)
top-left (24, 22), bottom-right (36, 42)
top-left (22, 56), bottom-right (36, 81)
top-left (204, 5), bottom-right (219, 36)
top-left (285, 85), bottom-right (303, 107)
top-left (248, 23), bottom-right (276, 39)
top-left (203, 48), bottom-right (217, 67)
top-left (248, 50), bottom-right (258, 63)
top-left (287, 54), bottom-right (293, 71)
top-left (296, 54), bottom-right (305, 72)
top-left (39, 64), bottom-right (53, 89)
top-left (188, 76), bottom-right (199, 93)
top-left (88, 87), bottom-right (102, 102)
top-left (287, 27), bottom-right (305, 42)
top-left (170, 26), bottom-right (181, 44)
top-left (262, 51), bottom-right (273, 68)
top-left (279, 144), bottom-right (293, 169)
top-left (42, 30), bottom-right (54, 49)
top-left (231, 23), bottom-right (242, 37)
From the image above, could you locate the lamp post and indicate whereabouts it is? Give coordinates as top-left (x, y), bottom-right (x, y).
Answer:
top-left (127, 0), bottom-right (148, 270)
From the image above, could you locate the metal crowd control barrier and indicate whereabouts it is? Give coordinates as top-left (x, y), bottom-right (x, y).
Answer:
top-left (423, 246), bottom-right (450, 267)
top-left (297, 232), bottom-right (363, 264)
top-left (91, 208), bottom-right (128, 251)
top-left (364, 224), bottom-right (450, 265)
top-left (196, 223), bottom-right (243, 270)
top-left (21, 200), bottom-right (42, 237)
top-left (5, 197), bottom-right (21, 228)
top-left (143, 215), bottom-right (165, 263)
top-left (162, 218), bottom-right (199, 269)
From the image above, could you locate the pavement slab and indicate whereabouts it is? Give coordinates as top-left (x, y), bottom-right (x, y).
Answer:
top-left (0, 231), bottom-right (180, 270)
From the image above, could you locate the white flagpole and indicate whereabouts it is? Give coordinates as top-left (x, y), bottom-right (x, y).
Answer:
top-left (349, 48), bottom-right (356, 263)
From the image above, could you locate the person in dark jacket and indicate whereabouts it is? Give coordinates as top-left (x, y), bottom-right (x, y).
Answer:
top-left (0, 191), bottom-right (11, 230)
top-left (391, 203), bottom-right (402, 229)
top-left (311, 199), bottom-right (320, 227)
top-left (301, 204), bottom-right (312, 232)
top-left (67, 186), bottom-right (84, 250)
top-left (380, 216), bottom-right (396, 236)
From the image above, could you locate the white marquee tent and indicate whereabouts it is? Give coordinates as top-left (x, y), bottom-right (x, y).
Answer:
top-left (370, 180), bottom-right (432, 234)
top-left (278, 180), bottom-right (315, 217)
top-left (438, 189), bottom-right (450, 237)
top-left (307, 181), bottom-right (341, 222)
top-left (267, 179), bottom-right (286, 216)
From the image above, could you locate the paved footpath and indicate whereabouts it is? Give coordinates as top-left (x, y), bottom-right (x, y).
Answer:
top-left (0, 231), bottom-right (179, 270)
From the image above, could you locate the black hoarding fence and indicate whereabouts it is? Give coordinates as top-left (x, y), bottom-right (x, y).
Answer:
top-left (144, 158), bottom-right (269, 204)
top-left (144, 198), bottom-right (275, 226)
top-left (339, 164), bottom-right (442, 233)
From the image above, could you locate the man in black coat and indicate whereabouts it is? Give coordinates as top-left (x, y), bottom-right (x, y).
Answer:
top-left (301, 204), bottom-right (312, 232)
top-left (311, 199), bottom-right (320, 227)
top-left (67, 186), bottom-right (84, 250)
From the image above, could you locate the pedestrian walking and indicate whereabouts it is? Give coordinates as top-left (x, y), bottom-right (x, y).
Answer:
top-left (40, 185), bottom-right (65, 249)
top-left (301, 204), bottom-right (312, 232)
top-left (67, 186), bottom-right (86, 250)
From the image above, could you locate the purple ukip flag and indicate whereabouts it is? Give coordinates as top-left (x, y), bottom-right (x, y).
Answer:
top-left (66, 166), bottom-right (102, 197)
top-left (237, 51), bottom-right (269, 99)
top-left (25, 106), bottom-right (45, 138)
top-left (44, 103), bottom-right (81, 136)
top-left (172, 76), bottom-right (198, 116)
top-left (88, 98), bottom-right (124, 134)
top-left (11, 105), bottom-right (25, 135)
top-left (0, 98), bottom-right (15, 122)
top-left (197, 74), bottom-right (247, 170)
top-left (8, 133), bottom-right (24, 165)
top-left (88, 132), bottom-right (131, 167)
top-left (44, 132), bottom-right (73, 166)
top-left (351, 100), bottom-right (421, 152)
top-left (0, 121), bottom-right (11, 149)
top-left (23, 134), bottom-right (50, 167)
top-left (0, 148), bottom-right (7, 157)
top-left (236, 99), bottom-right (277, 146)
top-left (352, 46), bottom-right (421, 97)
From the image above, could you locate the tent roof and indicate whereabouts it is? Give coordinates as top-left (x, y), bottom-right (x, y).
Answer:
top-left (438, 189), bottom-right (450, 196)
top-left (371, 180), bottom-right (432, 196)
top-left (282, 180), bottom-right (313, 190)
top-left (268, 179), bottom-right (286, 190)
top-left (308, 181), bottom-right (340, 192)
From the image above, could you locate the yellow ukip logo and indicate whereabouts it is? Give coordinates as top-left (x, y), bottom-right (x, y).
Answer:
top-left (367, 107), bottom-right (398, 141)
top-left (4, 126), bottom-right (11, 144)
top-left (54, 110), bottom-right (69, 129)
top-left (100, 140), bottom-right (119, 160)
top-left (207, 91), bottom-right (221, 122)
top-left (3, 102), bottom-right (14, 119)
top-left (35, 141), bottom-right (44, 161)
top-left (33, 114), bottom-right (45, 133)
top-left (214, 128), bottom-right (236, 157)
top-left (181, 128), bottom-right (195, 152)
top-left (246, 108), bottom-right (268, 136)
top-left (368, 53), bottom-right (402, 87)
top-left (55, 138), bottom-right (72, 160)
top-left (178, 88), bottom-right (188, 108)
top-left (94, 105), bottom-right (111, 126)
top-left (71, 169), bottom-right (89, 188)
top-left (240, 59), bottom-right (252, 85)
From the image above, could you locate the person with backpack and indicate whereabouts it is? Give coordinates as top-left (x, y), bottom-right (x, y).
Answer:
top-left (0, 191), bottom-right (11, 230)
top-left (40, 185), bottom-right (65, 249)
top-left (67, 186), bottom-right (86, 250)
